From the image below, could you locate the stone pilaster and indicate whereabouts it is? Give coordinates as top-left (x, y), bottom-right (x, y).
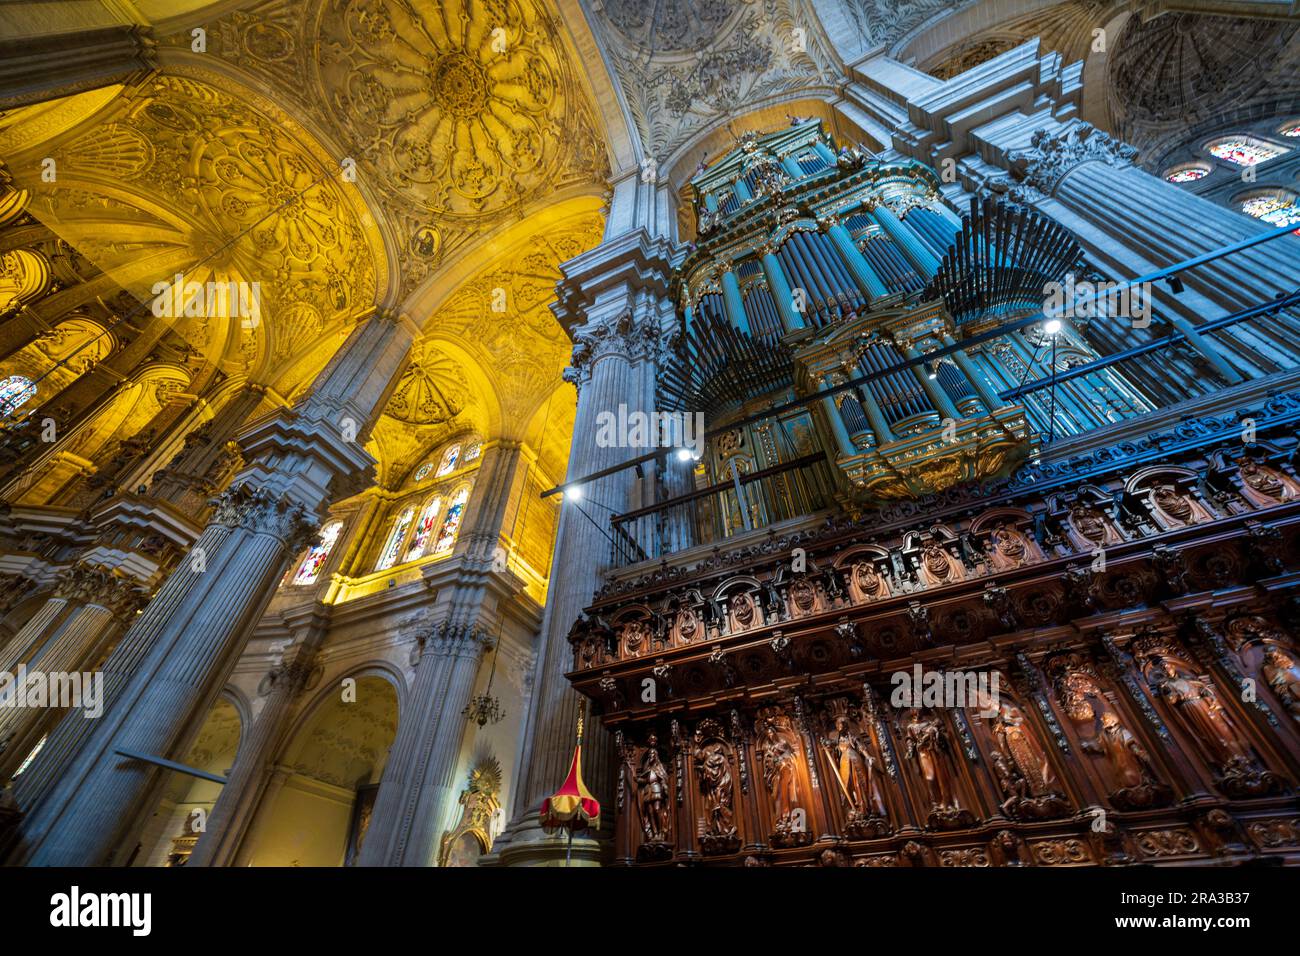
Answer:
top-left (0, 25), bottom-right (157, 111)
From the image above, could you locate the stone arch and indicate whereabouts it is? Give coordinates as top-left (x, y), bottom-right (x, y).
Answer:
top-left (240, 670), bottom-right (402, 867)
top-left (138, 690), bottom-right (244, 867)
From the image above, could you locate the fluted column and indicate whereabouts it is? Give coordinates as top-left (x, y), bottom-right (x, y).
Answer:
top-left (357, 623), bottom-right (488, 866)
top-left (870, 204), bottom-right (942, 279)
top-left (493, 308), bottom-right (667, 866)
top-left (0, 565), bottom-right (141, 779)
top-left (186, 606), bottom-right (329, 867)
top-left (0, 25), bottom-right (156, 110)
top-left (5, 310), bottom-right (414, 865)
top-left (824, 219), bottom-right (889, 300)
top-left (1004, 123), bottom-right (1300, 381)
top-left (357, 441), bottom-right (525, 866)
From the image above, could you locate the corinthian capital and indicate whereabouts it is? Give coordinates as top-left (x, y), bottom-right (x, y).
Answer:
top-left (209, 483), bottom-right (317, 551)
top-left (1008, 122), bottom-right (1138, 198)
top-left (564, 310), bottom-right (673, 388)
top-left (414, 620), bottom-right (492, 663)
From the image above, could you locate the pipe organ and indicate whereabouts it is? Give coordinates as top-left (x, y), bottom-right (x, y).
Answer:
top-left (572, 121), bottom-right (1300, 868)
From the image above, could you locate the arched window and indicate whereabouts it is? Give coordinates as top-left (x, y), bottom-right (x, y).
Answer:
top-left (436, 443), bottom-right (461, 477)
top-left (292, 520), bottom-right (344, 586)
top-left (405, 495), bottom-right (442, 561)
top-left (1164, 164), bottom-right (1209, 183)
top-left (1279, 122), bottom-right (1300, 138)
top-left (0, 375), bottom-right (36, 418)
top-left (376, 507), bottom-right (415, 571)
top-left (462, 441), bottom-right (481, 463)
top-left (1206, 136), bottom-right (1287, 166)
top-left (1240, 193), bottom-right (1300, 231)
top-left (432, 485), bottom-right (470, 554)
top-left (413, 462), bottom-right (433, 482)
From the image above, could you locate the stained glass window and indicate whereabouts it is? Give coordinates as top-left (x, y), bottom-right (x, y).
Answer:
top-left (1281, 123), bottom-right (1300, 138)
top-left (414, 462), bottom-right (433, 482)
top-left (1207, 138), bottom-right (1285, 166)
top-left (436, 444), bottom-right (461, 477)
top-left (0, 375), bottom-right (36, 418)
top-left (292, 520), bottom-right (344, 586)
top-left (405, 496), bottom-right (442, 561)
top-left (463, 441), bottom-right (481, 463)
top-left (376, 508), bottom-right (415, 571)
top-left (1165, 166), bottom-right (1208, 183)
top-left (432, 486), bottom-right (470, 554)
top-left (1240, 195), bottom-right (1300, 231)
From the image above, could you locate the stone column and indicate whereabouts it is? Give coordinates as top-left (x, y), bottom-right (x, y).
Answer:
top-left (356, 441), bottom-right (525, 866)
top-left (492, 232), bottom-right (676, 866)
top-left (4, 310), bottom-right (414, 865)
top-left (357, 623), bottom-right (488, 866)
top-left (1003, 123), bottom-right (1300, 381)
top-left (0, 565), bottom-right (141, 779)
top-left (0, 25), bottom-right (156, 111)
top-left (185, 605), bottom-right (330, 867)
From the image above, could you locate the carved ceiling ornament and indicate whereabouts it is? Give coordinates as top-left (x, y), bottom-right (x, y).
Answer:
top-left (589, 0), bottom-right (840, 161)
top-left (185, 0), bottom-right (608, 296)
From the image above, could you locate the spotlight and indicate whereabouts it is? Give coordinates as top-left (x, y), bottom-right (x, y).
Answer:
top-left (1043, 318), bottom-right (1062, 335)
top-left (676, 447), bottom-right (694, 461)
top-left (564, 485), bottom-right (583, 501)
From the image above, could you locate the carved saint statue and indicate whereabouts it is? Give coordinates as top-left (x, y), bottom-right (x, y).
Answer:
top-left (1096, 710), bottom-right (1159, 789)
top-left (1146, 658), bottom-right (1252, 770)
top-left (1066, 502), bottom-right (1123, 551)
top-left (691, 727), bottom-right (737, 843)
top-left (1058, 669), bottom-right (1158, 792)
top-left (990, 699), bottom-right (1056, 797)
top-left (1147, 484), bottom-right (1215, 530)
top-left (916, 542), bottom-right (964, 588)
top-left (823, 714), bottom-right (887, 820)
top-left (1261, 645), bottom-right (1300, 720)
top-left (629, 733), bottom-right (671, 844)
top-left (903, 709), bottom-right (958, 810)
top-left (758, 714), bottom-right (804, 832)
top-left (729, 590), bottom-right (760, 632)
top-left (1237, 458), bottom-right (1300, 508)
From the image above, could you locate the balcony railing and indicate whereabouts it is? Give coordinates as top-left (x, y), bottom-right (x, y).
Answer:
top-left (608, 452), bottom-right (837, 568)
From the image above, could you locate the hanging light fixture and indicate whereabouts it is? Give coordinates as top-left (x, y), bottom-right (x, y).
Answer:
top-left (463, 627), bottom-right (506, 728)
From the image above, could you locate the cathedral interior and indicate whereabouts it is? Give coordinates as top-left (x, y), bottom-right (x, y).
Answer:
top-left (0, 0), bottom-right (1298, 873)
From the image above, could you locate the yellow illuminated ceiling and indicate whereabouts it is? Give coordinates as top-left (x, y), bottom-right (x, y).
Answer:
top-left (0, 0), bottom-right (611, 504)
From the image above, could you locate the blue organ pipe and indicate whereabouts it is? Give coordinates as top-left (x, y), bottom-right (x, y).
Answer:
top-left (760, 250), bottom-right (805, 332)
top-left (721, 269), bottom-right (752, 334)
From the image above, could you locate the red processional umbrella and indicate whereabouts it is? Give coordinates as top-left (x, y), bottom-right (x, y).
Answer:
top-left (539, 698), bottom-right (600, 865)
